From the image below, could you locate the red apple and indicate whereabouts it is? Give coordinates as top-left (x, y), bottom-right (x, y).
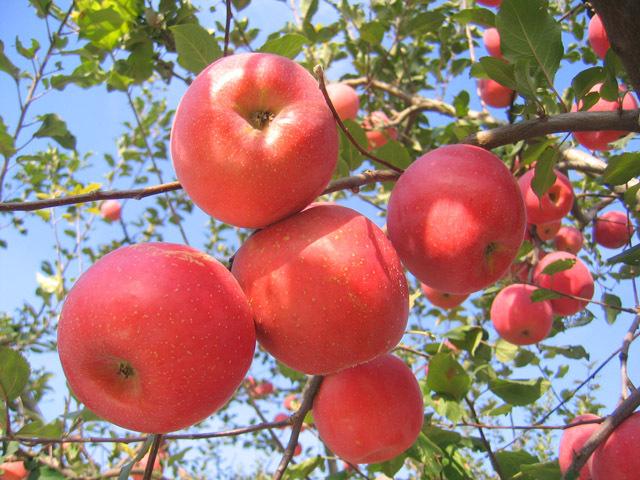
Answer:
top-left (100, 199), bottom-right (122, 222)
top-left (58, 242), bottom-right (256, 433)
top-left (232, 204), bottom-right (408, 375)
top-left (554, 226), bottom-right (584, 255)
top-left (572, 85), bottom-right (638, 151)
top-left (274, 413), bottom-right (289, 426)
top-left (593, 210), bottom-right (633, 249)
top-left (326, 83), bottom-right (360, 120)
top-left (533, 251), bottom-right (594, 316)
top-left (313, 354), bottom-right (424, 464)
top-left (421, 283), bottom-right (468, 309)
top-left (478, 78), bottom-right (514, 108)
top-left (0, 462), bottom-right (27, 480)
top-left (483, 28), bottom-right (503, 59)
top-left (591, 412), bottom-right (640, 480)
top-left (293, 444), bottom-right (302, 457)
top-left (559, 414), bottom-right (601, 480)
top-left (588, 14), bottom-right (610, 59)
top-left (518, 169), bottom-right (574, 225)
top-left (387, 144), bottom-right (526, 294)
top-left (536, 221), bottom-right (561, 241)
top-left (490, 284), bottom-right (553, 345)
top-left (363, 111), bottom-right (398, 149)
top-left (250, 380), bottom-right (275, 398)
top-left (170, 52), bottom-right (338, 228)
top-left (476, 0), bottom-right (501, 6)
top-left (284, 394), bottom-right (299, 411)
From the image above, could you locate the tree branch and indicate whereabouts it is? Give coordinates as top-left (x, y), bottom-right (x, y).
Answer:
top-left (465, 397), bottom-right (506, 480)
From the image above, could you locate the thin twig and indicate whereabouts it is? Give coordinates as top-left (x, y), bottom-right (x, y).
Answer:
top-left (224, 0), bottom-right (232, 56)
top-left (465, 397), bottom-right (506, 480)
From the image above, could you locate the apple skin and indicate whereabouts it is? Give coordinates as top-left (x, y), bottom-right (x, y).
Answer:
top-left (591, 412), bottom-right (640, 480)
top-left (170, 52), bottom-right (338, 228)
top-left (594, 210), bottom-right (633, 249)
top-left (478, 78), bottom-right (514, 108)
top-left (483, 28), bottom-right (503, 59)
top-left (572, 85), bottom-right (638, 151)
top-left (0, 462), bottom-right (27, 480)
top-left (476, 0), bottom-right (502, 6)
top-left (250, 380), bottom-right (275, 398)
top-left (58, 242), bottom-right (256, 433)
top-left (363, 111), bottom-right (398, 149)
top-left (326, 83), bottom-right (360, 120)
top-left (518, 169), bottom-right (574, 225)
top-left (535, 221), bottom-right (561, 241)
top-left (588, 14), bottom-right (610, 59)
top-left (387, 144), bottom-right (526, 294)
top-left (100, 200), bottom-right (122, 222)
top-left (421, 283), bottom-right (468, 309)
top-left (533, 251), bottom-right (594, 316)
top-left (313, 354), bottom-right (424, 465)
top-left (554, 226), bottom-right (584, 255)
top-left (232, 204), bottom-right (409, 375)
top-left (558, 414), bottom-right (600, 480)
top-left (490, 284), bottom-right (553, 345)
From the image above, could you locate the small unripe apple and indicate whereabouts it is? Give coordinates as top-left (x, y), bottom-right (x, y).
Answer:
top-left (518, 169), bottom-right (574, 225)
top-left (554, 226), bottom-right (584, 255)
top-left (483, 28), bottom-right (503, 59)
top-left (593, 210), bottom-right (634, 249)
top-left (313, 354), bottom-right (424, 464)
top-left (363, 111), bottom-right (398, 149)
top-left (591, 412), bottom-right (640, 480)
top-left (100, 199), bottom-right (122, 222)
top-left (232, 204), bottom-right (409, 375)
top-left (533, 251), bottom-right (594, 316)
top-left (490, 284), bottom-right (553, 345)
top-left (558, 414), bottom-right (600, 480)
top-left (326, 83), bottom-right (360, 120)
top-left (421, 283), bottom-right (468, 309)
top-left (476, 0), bottom-right (501, 6)
top-left (588, 14), bottom-right (610, 59)
top-left (388, 144), bottom-right (526, 294)
top-left (478, 78), bottom-right (514, 108)
top-left (536, 221), bottom-right (562, 241)
top-left (0, 461), bottom-right (27, 480)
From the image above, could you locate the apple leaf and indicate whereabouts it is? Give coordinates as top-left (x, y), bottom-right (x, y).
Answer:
top-left (489, 378), bottom-right (549, 406)
top-left (445, 325), bottom-right (485, 356)
top-left (0, 347), bottom-right (30, 402)
top-left (170, 23), bottom-right (222, 74)
top-left (602, 293), bottom-right (622, 324)
top-left (520, 461), bottom-right (562, 480)
top-left (0, 40), bottom-right (20, 80)
top-left (529, 288), bottom-right (562, 303)
top-left (338, 119), bottom-right (367, 172)
top-left (33, 113), bottom-right (77, 150)
top-left (373, 139), bottom-right (411, 170)
top-left (495, 338), bottom-right (519, 363)
top-left (427, 353), bottom-right (471, 401)
top-left (602, 153), bottom-right (640, 185)
top-left (359, 21), bottom-right (385, 44)
top-left (118, 434), bottom-right (154, 480)
top-left (368, 453), bottom-right (407, 477)
top-left (405, 433), bottom-right (444, 478)
top-left (539, 345), bottom-right (589, 360)
top-left (30, 467), bottom-right (65, 479)
top-left (541, 258), bottom-right (575, 275)
top-left (406, 11), bottom-right (447, 35)
top-left (452, 8), bottom-right (495, 28)
top-left (0, 116), bottom-right (15, 159)
top-left (259, 33), bottom-right (307, 59)
top-left (479, 56), bottom-right (517, 90)
top-left (531, 148), bottom-right (557, 202)
top-left (571, 66), bottom-right (604, 100)
top-left (495, 450), bottom-right (539, 479)
top-left (283, 456), bottom-right (323, 479)
top-left (608, 243), bottom-right (640, 265)
top-left (17, 419), bottom-right (64, 438)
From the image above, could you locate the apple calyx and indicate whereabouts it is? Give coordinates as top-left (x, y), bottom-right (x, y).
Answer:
top-left (249, 110), bottom-right (276, 130)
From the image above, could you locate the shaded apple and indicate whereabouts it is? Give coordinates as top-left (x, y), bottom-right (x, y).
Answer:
top-left (588, 14), bottom-right (610, 59)
top-left (326, 83), bottom-right (360, 120)
top-left (593, 210), bottom-right (633, 249)
top-left (536, 221), bottom-right (561, 241)
top-left (559, 414), bottom-right (601, 480)
top-left (518, 169), bottom-right (574, 225)
top-left (483, 28), bottom-right (503, 59)
top-left (421, 283), bottom-right (468, 309)
top-left (591, 412), bottom-right (640, 480)
top-left (478, 78), bottom-right (514, 108)
top-left (554, 226), bottom-right (584, 255)
top-left (363, 111), bottom-right (398, 149)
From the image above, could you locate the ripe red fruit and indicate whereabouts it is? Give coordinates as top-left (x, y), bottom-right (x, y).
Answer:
top-left (100, 199), bottom-right (122, 222)
top-left (490, 284), bottom-right (553, 345)
top-left (483, 28), bottom-right (503, 59)
top-left (591, 412), bottom-right (640, 480)
top-left (284, 394), bottom-right (299, 411)
top-left (274, 413), bottom-right (289, 425)
top-left (0, 461), bottom-right (27, 480)
top-left (313, 354), bottom-right (424, 464)
top-left (572, 85), bottom-right (638, 151)
top-left (536, 221), bottom-right (562, 241)
top-left (363, 111), bottom-right (398, 149)
top-left (326, 83), bottom-right (360, 120)
top-left (533, 251), bottom-right (594, 316)
top-left (232, 204), bottom-right (408, 375)
top-left (476, 0), bottom-right (501, 6)
top-left (251, 381), bottom-right (275, 398)
top-left (478, 78), bottom-right (514, 108)
top-left (554, 226), bottom-right (584, 255)
top-left (518, 169), bottom-right (574, 225)
top-left (588, 14), bottom-right (610, 59)
top-left (558, 414), bottom-right (600, 480)
top-left (293, 444), bottom-right (302, 457)
top-left (593, 210), bottom-right (633, 249)
top-left (58, 243), bottom-right (256, 433)
top-left (421, 283), bottom-right (468, 309)
top-left (170, 52), bottom-right (338, 228)
top-left (388, 144), bottom-right (526, 294)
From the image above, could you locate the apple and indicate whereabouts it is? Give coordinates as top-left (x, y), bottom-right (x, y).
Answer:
top-left (58, 242), bottom-right (256, 433)
top-left (421, 283), bottom-right (468, 309)
top-left (478, 78), bottom-right (514, 108)
top-left (387, 144), bottom-right (526, 294)
top-left (558, 414), bottom-right (600, 480)
top-left (554, 226), bottom-right (584, 255)
top-left (533, 251), bottom-right (594, 316)
top-left (572, 85), bottom-right (638, 151)
top-left (232, 204), bottom-right (409, 375)
top-left (284, 394), bottom-right (300, 411)
top-left (535, 221), bottom-right (561, 241)
top-left (505, 261), bottom-right (531, 283)
top-left (483, 28), bottom-right (503, 59)
top-left (170, 52), bottom-right (338, 228)
top-left (588, 14), bottom-right (610, 59)
top-left (591, 412), bottom-right (640, 480)
top-left (476, 0), bottom-right (501, 6)
top-left (294, 444), bottom-right (302, 457)
top-left (326, 83), bottom-right (360, 120)
top-left (0, 462), bottom-right (27, 480)
top-left (593, 210), bottom-right (633, 249)
top-left (250, 380), bottom-right (275, 398)
top-left (518, 169), bottom-right (574, 225)
top-left (313, 354), bottom-right (424, 464)
top-left (274, 413), bottom-right (289, 427)
top-left (490, 284), bottom-right (553, 345)
top-left (363, 111), bottom-right (398, 149)
top-left (100, 199), bottom-right (122, 222)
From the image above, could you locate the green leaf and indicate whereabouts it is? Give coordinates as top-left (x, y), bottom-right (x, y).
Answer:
top-left (368, 454), bottom-right (406, 477)
top-left (373, 139), bottom-right (411, 170)
top-left (360, 21), bottom-right (385, 44)
top-left (531, 149), bottom-right (557, 201)
top-left (607, 244), bottom-right (640, 265)
top-left (17, 419), bottom-right (63, 438)
top-left (118, 435), bottom-right (154, 480)
top-left (33, 114), bottom-right (77, 150)
top-left (445, 326), bottom-right (485, 356)
top-left (0, 347), bottom-right (30, 402)
top-left (453, 8), bottom-right (495, 28)
top-left (602, 293), bottom-right (622, 324)
top-left (495, 338), bottom-right (519, 363)
top-left (422, 425), bottom-right (462, 448)
top-left (479, 57), bottom-right (517, 90)
top-left (540, 345), bottom-right (589, 360)
top-left (15, 37), bottom-right (40, 59)
top-left (520, 461), bottom-right (562, 480)
top-left (29, 467), bottom-right (65, 479)
top-left (29, 0), bottom-right (52, 17)
top-left (530, 288), bottom-right (562, 302)
top-left (338, 119), bottom-right (367, 172)
top-left (495, 450), bottom-right (539, 479)
top-left (541, 258), bottom-right (575, 275)
top-left (0, 40), bottom-right (19, 80)
top-left (283, 456), bottom-right (323, 479)
top-left (571, 66), bottom-right (604, 100)
top-left (301, 0), bottom-right (319, 24)
top-left (453, 90), bottom-right (470, 117)
top-left (489, 378), bottom-right (549, 406)
top-left (406, 432), bottom-right (444, 478)
top-left (276, 361), bottom-right (305, 382)
top-left (170, 23), bottom-right (222, 74)
top-left (259, 33), bottom-right (307, 59)
top-left (427, 353), bottom-right (471, 401)
top-left (602, 153), bottom-right (640, 186)
top-left (0, 116), bottom-right (15, 159)
top-left (406, 12), bottom-right (447, 35)
top-left (76, 3), bottom-right (136, 51)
